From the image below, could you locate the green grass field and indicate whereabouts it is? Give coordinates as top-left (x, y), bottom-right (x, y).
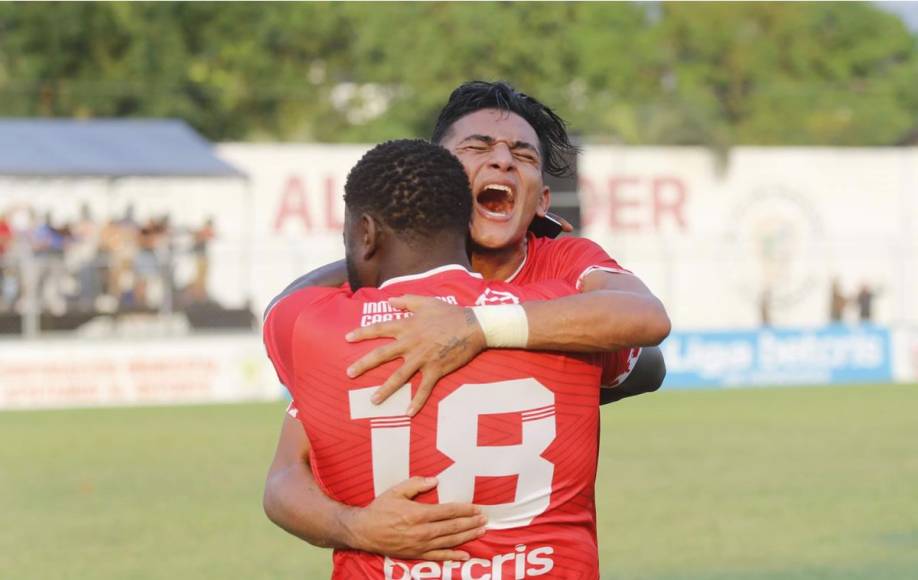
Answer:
top-left (2, 384), bottom-right (916, 579)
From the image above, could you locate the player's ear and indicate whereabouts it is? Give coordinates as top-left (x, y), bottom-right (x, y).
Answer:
top-left (361, 214), bottom-right (380, 260)
top-left (536, 184), bottom-right (551, 217)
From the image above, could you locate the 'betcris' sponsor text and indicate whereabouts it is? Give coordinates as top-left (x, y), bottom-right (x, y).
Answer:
top-left (383, 544), bottom-right (554, 580)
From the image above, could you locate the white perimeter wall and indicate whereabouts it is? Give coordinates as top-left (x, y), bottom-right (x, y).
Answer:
top-left (0, 335), bottom-right (278, 410)
top-left (216, 144), bottom-right (918, 330)
top-left (1, 146), bottom-right (915, 330)
top-left (579, 147), bottom-right (918, 330)
top-left (5, 145), bottom-right (915, 410)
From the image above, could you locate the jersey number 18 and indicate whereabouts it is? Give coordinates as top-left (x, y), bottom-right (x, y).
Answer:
top-left (349, 378), bottom-right (557, 530)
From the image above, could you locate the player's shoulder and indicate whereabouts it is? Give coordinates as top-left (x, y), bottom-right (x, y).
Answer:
top-left (264, 271), bottom-right (352, 319)
top-left (264, 284), bottom-right (343, 324)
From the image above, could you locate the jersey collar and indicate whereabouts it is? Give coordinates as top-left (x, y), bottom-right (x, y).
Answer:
top-left (503, 233), bottom-right (533, 283)
top-left (379, 264), bottom-right (482, 289)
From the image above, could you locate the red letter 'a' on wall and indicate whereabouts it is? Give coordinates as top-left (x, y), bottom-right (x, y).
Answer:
top-left (274, 176), bottom-right (314, 233)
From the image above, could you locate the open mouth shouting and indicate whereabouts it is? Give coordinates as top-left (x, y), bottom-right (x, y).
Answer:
top-left (475, 183), bottom-right (516, 222)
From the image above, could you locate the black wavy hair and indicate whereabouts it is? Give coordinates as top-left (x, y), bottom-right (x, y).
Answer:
top-left (344, 139), bottom-right (472, 243)
top-left (431, 80), bottom-right (577, 177)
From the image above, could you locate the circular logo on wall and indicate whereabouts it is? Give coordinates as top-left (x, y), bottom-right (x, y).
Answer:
top-left (723, 186), bottom-right (825, 313)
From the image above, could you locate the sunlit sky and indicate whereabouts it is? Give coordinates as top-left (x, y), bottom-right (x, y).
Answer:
top-left (876, 1), bottom-right (918, 32)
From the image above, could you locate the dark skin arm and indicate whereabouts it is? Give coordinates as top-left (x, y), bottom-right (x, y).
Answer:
top-left (278, 259), bottom-right (347, 291)
top-left (264, 414), bottom-right (353, 550)
top-left (264, 413), bottom-right (486, 559)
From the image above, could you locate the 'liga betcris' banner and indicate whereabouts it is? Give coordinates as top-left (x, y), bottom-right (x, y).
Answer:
top-left (661, 325), bottom-right (893, 388)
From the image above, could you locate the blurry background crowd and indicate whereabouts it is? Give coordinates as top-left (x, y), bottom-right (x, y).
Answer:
top-left (0, 205), bottom-right (214, 319)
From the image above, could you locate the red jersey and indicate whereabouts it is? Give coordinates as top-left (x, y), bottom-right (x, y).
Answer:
top-left (505, 233), bottom-right (640, 388)
top-left (506, 233), bottom-right (630, 289)
top-left (265, 265), bottom-right (604, 579)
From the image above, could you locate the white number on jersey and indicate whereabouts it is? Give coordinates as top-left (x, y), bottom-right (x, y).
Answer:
top-left (350, 378), bottom-right (556, 529)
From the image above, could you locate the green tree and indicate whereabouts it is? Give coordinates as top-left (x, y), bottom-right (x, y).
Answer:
top-left (1, 2), bottom-right (915, 146)
top-left (654, 2), bottom-right (918, 146)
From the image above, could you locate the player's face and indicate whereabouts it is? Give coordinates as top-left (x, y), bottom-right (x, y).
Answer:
top-left (441, 109), bottom-right (550, 252)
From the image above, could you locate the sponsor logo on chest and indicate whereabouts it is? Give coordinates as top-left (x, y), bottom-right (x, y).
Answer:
top-left (360, 295), bottom-right (459, 327)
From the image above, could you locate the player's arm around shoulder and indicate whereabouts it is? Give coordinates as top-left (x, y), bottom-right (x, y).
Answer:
top-left (344, 271), bottom-right (672, 412)
top-left (263, 412), bottom-right (340, 548)
top-left (508, 269), bottom-right (669, 400)
top-left (262, 287), bottom-right (356, 550)
top-left (283, 259), bottom-right (348, 291)
top-left (523, 268), bottom-right (671, 352)
top-left (508, 234), bottom-right (669, 352)
top-left (263, 412), bottom-right (486, 557)
top-left (523, 268), bottom-right (671, 401)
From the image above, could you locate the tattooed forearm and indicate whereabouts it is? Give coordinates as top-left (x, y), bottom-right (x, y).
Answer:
top-left (436, 336), bottom-right (470, 361)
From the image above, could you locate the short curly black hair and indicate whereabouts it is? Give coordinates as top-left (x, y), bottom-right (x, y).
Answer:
top-left (431, 80), bottom-right (578, 177)
top-left (344, 139), bottom-right (472, 243)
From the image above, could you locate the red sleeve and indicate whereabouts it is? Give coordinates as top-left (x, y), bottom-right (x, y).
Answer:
top-left (599, 347), bottom-right (642, 388)
top-left (512, 279), bottom-right (579, 301)
top-left (543, 237), bottom-right (631, 290)
top-left (262, 287), bottom-right (339, 389)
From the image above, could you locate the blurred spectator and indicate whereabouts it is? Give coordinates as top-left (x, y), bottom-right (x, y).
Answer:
top-left (5, 206), bottom-right (36, 313)
top-left (33, 212), bottom-right (70, 315)
top-left (0, 212), bottom-right (13, 310)
top-left (157, 215), bottom-right (177, 312)
top-left (134, 216), bottom-right (172, 309)
top-left (68, 204), bottom-right (101, 312)
top-left (0, 211), bottom-right (12, 311)
top-left (829, 278), bottom-right (846, 323)
top-left (856, 284), bottom-right (878, 323)
top-left (97, 219), bottom-right (118, 310)
top-left (135, 218), bottom-right (159, 308)
top-left (99, 207), bottom-right (140, 309)
top-left (190, 217), bottom-right (215, 303)
top-left (0, 202), bottom-right (238, 332)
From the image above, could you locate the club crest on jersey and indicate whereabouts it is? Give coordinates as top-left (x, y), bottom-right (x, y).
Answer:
top-left (475, 287), bottom-right (521, 306)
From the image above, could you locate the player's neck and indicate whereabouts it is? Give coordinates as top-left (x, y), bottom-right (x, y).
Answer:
top-left (377, 237), bottom-right (471, 286)
top-left (470, 237), bottom-right (527, 281)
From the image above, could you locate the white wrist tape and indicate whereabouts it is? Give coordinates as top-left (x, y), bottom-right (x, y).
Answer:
top-left (471, 304), bottom-right (529, 348)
